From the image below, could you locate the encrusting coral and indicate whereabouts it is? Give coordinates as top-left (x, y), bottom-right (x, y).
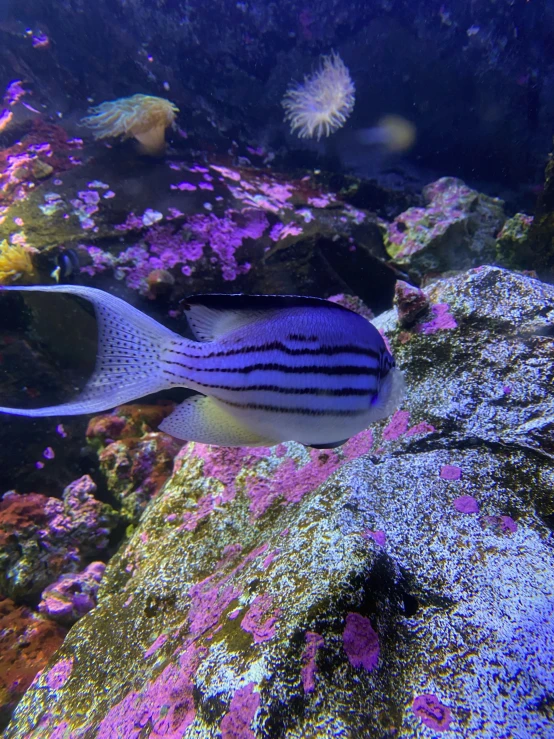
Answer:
top-left (81, 94), bottom-right (179, 155)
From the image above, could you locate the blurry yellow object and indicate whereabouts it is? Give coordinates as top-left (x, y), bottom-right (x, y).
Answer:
top-left (356, 115), bottom-right (416, 153)
top-left (377, 115), bottom-right (416, 152)
top-left (81, 94), bottom-right (179, 156)
top-left (0, 241), bottom-right (37, 284)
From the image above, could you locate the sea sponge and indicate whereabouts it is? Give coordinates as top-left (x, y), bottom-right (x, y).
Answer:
top-left (81, 94), bottom-right (179, 156)
top-left (0, 241), bottom-right (36, 284)
top-left (282, 53), bottom-right (355, 141)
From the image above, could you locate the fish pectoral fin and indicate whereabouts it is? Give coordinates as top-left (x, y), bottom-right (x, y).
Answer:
top-left (158, 395), bottom-right (278, 447)
top-left (305, 439), bottom-right (349, 449)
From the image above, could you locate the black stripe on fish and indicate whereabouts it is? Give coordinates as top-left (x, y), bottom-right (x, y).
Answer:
top-left (214, 397), bottom-right (367, 416)
top-left (167, 342), bottom-right (380, 360)
top-left (164, 360), bottom-right (379, 376)
top-left (160, 373), bottom-right (377, 397)
top-left (287, 333), bottom-right (318, 342)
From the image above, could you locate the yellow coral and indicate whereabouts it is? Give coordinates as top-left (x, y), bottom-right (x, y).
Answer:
top-left (0, 241), bottom-right (36, 284)
top-left (81, 94), bottom-right (179, 156)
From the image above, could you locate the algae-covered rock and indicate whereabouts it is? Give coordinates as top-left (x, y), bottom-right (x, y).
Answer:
top-left (383, 177), bottom-right (505, 281)
top-left (86, 404), bottom-right (182, 524)
top-left (516, 151), bottom-right (554, 277)
top-left (4, 267), bottom-right (554, 739)
top-left (495, 212), bottom-right (535, 271)
top-left (0, 476), bottom-right (120, 602)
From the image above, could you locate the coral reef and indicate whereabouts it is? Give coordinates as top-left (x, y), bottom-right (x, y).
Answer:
top-left (4, 267), bottom-right (553, 738)
top-left (0, 476), bottom-right (119, 601)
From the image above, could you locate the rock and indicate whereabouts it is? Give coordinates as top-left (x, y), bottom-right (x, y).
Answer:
top-left (393, 280), bottom-right (429, 327)
top-left (0, 476), bottom-right (119, 601)
top-left (4, 267), bottom-right (554, 738)
top-left (382, 177), bottom-right (505, 281)
top-left (516, 153), bottom-right (554, 278)
top-left (87, 404), bottom-right (182, 524)
top-left (495, 212), bottom-right (535, 272)
top-left (0, 597), bottom-right (66, 732)
top-left (38, 562), bottom-right (106, 626)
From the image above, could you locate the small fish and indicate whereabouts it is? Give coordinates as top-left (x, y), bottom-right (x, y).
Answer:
top-left (50, 249), bottom-right (81, 283)
top-left (0, 286), bottom-right (405, 448)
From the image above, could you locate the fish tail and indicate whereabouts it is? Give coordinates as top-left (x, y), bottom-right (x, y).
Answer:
top-left (0, 285), bottom-right (184, 417)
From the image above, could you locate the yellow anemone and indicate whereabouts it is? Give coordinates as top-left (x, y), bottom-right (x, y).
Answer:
top-left (81, 94), bottom-right (179, 156)
top-left (0, 241), bottom-right (36, 285)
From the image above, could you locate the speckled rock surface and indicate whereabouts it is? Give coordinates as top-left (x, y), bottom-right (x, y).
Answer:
top-left (4, 266), bottom-right (553, 738)
top-left (383, 178), bottom-right (506, 281)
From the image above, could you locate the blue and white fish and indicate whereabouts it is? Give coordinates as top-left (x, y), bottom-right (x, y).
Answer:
top-left (0, 285), bottom-right (405, 448)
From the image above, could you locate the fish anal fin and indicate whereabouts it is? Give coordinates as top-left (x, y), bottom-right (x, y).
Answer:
top-left (159, 395), bottom-right (278, 447)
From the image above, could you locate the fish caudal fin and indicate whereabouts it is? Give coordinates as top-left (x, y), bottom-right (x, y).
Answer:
top-left (0, 285), bottom-right (180, 417)
top-left (159, 395), bottom-right (278, 447)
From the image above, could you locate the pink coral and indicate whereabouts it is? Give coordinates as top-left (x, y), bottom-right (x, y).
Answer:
top-left (412, 694), bottom-right (452, 731)
top-left (301, 632), bottom-right (324, 693)
top-left (241, 594), bottom-right (281, 643)
top-left (343, 612), bottom-right (379, 672)
top-left (220, 683), bottom-right (260, 739)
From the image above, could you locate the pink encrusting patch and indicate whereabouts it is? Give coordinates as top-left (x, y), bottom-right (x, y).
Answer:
top-left (144, 633), bottom-right (169, 658)
top-left (301, 632), bottom-right (324, 693)
top-left (382, 410), bottom-right (411, 441)
top-left (362, 529), bottom-right (386, 546)
top-left (453, 495), bottom-right (479, 514)
top-left (97, 643), bottom-right (204, 739)
top-left (412, 694), bottom-right (452, 731)
top-left (246, 430), bottom-right (374, 519)
top-left (406, 421), bottom-right (435, 437)
top-left (441, 464), bottom-right (462, 480)
top-left (188, 578), bottom-right (242, 636)
top-left (342, 613), bottom-right (380, 672)
top-left (417, 303), bottom-right (457, 334)
top-left (241, 594), bottom-right (281, 643)
top-left (45, 657), bottom-right (74, 689)
top-left (220, 683), bottom-right (260, 739)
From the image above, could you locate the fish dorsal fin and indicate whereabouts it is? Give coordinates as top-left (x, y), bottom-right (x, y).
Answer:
top-left (182, 293), bottom-right (351, 342)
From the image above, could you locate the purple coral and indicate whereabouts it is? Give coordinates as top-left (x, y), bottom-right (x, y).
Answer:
top-left (440, 464), bottom-right (462, 481)
top-left (38, 562), bottom-right (106, 625)
top-left (220, 683), bottom-right (260, 739)
top-left (342, 612), bottom-right (380, 672)
top-left (412, 693), bottom-right (452, 731)
top-left (452, 495), bottom-right (479, 514)
top-left (97, 642), bottom-right (203, 739)
top-left (382, 410), bottom-right (410, 442)
top-left (301, 632), bottom-right (324, 693)
top-left (45, 657), bottom-right (74, 690)
top-left (241, 594), bottom-right (281, 643)
top-left (417, 304), bottom-right (458, 334)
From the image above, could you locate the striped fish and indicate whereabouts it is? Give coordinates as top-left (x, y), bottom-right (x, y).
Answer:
top-left (0, 285), bottom-right (405, 448)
